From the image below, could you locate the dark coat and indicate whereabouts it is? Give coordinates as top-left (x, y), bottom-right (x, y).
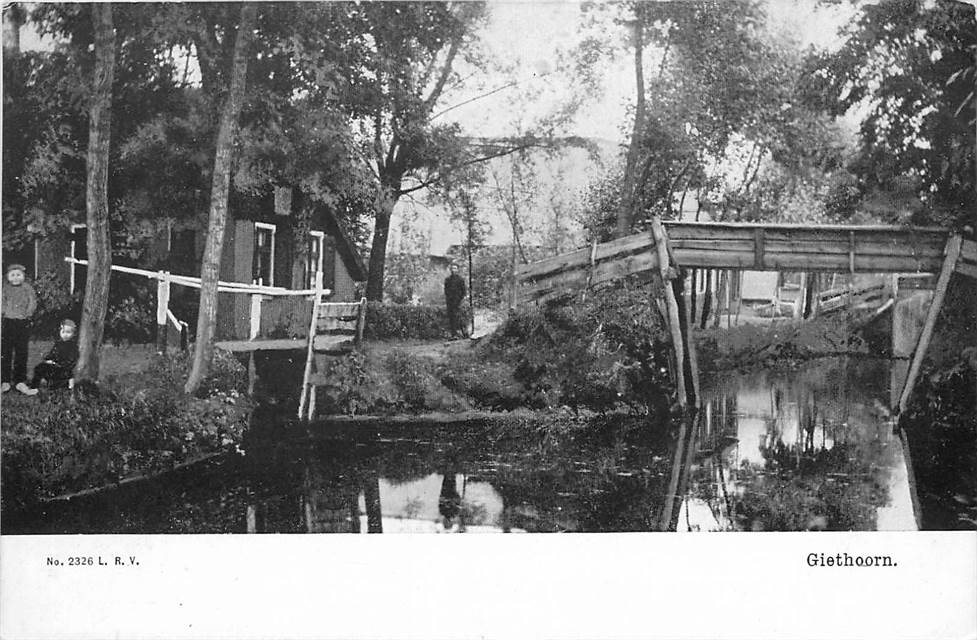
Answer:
top-left (444, 273), bottom-right (466, 308)
top-left (43, 338), bottom-right (79, 370)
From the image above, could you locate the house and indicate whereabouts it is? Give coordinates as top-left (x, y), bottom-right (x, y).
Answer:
top-left (17, 186), bottom-right (367, 341)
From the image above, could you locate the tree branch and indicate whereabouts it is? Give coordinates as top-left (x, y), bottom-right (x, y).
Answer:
top-left (422, 35), bottom-right (461, 111)
top-left (430, 79), bottom-right (520, 122)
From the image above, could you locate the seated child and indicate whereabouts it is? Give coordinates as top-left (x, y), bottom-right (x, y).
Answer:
top-left (26, 319), bottom-right (79, 394)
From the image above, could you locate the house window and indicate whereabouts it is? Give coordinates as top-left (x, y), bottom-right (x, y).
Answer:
top-left (252, 222), bottom-right (276, 286)
top-left (70, 224), bottom-right (87, 293)
top-left (307, 231), bottom-right (325, 288)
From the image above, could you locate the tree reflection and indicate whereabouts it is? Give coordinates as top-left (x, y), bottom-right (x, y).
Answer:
top-left (686, 359), bottom-right (898, 531)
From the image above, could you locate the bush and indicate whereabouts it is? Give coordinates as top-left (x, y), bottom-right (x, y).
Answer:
top-left (105, 295), bottom-right (155, 344)
top-left (31, 268), bottom-right (158, 344)
top-left (32, 270), bottom-right (79, 337)
top-left (480, 282), bottom-right (672, 412)
top-left (0, 353), bottom-right (251, 513)
top-left (364, 302), bottom-right (471, 340)
top-left (148, 348), bottom-right (249, 399)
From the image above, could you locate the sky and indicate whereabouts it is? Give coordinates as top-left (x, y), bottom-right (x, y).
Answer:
top-left (400, 0), bottom-right (857, 253)
top-left (440, 0), bottom-right (854, 143)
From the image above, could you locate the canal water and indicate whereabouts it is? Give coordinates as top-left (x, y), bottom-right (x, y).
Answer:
top-left (5, 357), bottom-right (916, 534)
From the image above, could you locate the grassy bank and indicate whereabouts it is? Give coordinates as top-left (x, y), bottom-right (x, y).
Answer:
top-left (310, 286), bottom-right (674, 417)
top-left (1, 349), bottom-right (252, 512)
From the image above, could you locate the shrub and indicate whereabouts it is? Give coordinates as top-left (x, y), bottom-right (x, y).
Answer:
top-left (105, 295), bottom-right (155, 344)
top-left (481, 281), bottom-right (672, 412)
top-left (364, 302), bottom-right (470, 340)
top-left (0, 358), bottom-right (251, 513)
top-left (147, 348), bottom-right (248, 399)
top-left (32, 270), bottom-right (79, 336)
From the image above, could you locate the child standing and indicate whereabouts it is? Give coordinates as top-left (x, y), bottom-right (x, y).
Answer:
top-left (1, 264), bottom-right (37, 394)
top-left (26, 319), bottom-right (79, 393)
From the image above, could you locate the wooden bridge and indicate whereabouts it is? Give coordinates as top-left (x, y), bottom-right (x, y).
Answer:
top-left (516, 222), bottom-right (973, 304)
top-left (515, 220), bottom-right (977, 413)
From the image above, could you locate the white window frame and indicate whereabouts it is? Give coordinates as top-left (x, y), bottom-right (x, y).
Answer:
top-left (70, 223), bottom-right (87, 293)
top-left (253, 222), bottom-right (276, 286)
top-left (308, 230), bottom-right (325, 288)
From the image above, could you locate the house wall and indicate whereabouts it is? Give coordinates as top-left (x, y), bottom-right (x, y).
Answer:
top-left (216, 220), bottom-right (255, 341)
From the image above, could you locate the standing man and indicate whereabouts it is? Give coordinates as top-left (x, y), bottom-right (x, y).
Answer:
top-left (443, 263), bottom-right (467, 338)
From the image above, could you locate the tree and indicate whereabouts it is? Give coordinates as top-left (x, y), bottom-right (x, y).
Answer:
top-left (185, 3), bottom-right (256, 394)
top-left (74, 2), bottom-right (115, 382)
top-left (616, 2), bottom-right (649, 238)
top-left (575, 0), bottom-right (849, 232)
top-left (803, 0), bottom-right (976, 230)
top-left (339, 2), bottom-right (490, 301)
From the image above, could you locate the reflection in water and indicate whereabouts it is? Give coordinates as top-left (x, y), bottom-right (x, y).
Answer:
top-left (3, 358), bottom-right (917, 534)
top-left (679, 359), bottom-right (917, 532)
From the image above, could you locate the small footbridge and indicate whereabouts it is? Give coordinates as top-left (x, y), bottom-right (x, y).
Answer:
top-left (515, 220), bottom-right (976, 412)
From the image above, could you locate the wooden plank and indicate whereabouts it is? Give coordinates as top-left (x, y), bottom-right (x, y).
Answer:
top-left (519, 249), bottom-right (661, 302)
top-left (671, 248), bottom-right (943, 272)
top-left (961, 239), bottom-right (977, 261)
top-left (898, 236), bottom-right (963, 414)
top-left (663, 220), bottom-right (949, 235)
top-left (955, 260), bottom-right (977, 279)
top-left (667, 238), bottom-right (757, 252)
top-left (317, 303), bottom-right (361, 317)
top-left (516, 233), bottom-right (653, 283)
top-left (216, 335), bottom-right (354, 352)
top-left (761, 239), bottom-right (945, 258)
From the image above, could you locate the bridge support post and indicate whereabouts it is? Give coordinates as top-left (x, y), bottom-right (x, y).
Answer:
top-left (897, 235), bottom-right (962, 414)
top-left (651, 217), bottom-right (698, 407)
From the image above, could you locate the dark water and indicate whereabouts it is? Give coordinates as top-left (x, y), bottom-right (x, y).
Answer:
top-left (4, 357), bottom-right (916, 534)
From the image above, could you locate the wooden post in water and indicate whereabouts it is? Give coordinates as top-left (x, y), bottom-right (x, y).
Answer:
top-left (650, 217), bottom-right (689, 407)
top-left (682, 270), bottom-right (702, 406)
top-left (897, 236), bottom-right (962, 414)
top-left (155, 271), bottom-right (170, 354)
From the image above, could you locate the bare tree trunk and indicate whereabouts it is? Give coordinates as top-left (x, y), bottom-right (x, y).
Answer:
top-left (75, 3), bottom-right (115, 383)
top-left (185, 3), bottom-right (256, 394)
top-left (615, 7), bottom-right (646, 238)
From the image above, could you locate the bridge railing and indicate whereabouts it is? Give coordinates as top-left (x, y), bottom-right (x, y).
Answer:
top-left (515, 222), bottom-right (951, 306)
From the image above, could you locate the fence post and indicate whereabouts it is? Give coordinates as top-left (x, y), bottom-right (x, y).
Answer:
top-left (247, 288), bottom-right (262, 396)
top-left (156, 271), bottom-right (170, 354)
top-left (249, 291), bottom-right (262, 340)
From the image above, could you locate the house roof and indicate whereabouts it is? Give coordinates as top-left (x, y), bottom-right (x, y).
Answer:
top-left (316, 204), bottom-right (367, 282)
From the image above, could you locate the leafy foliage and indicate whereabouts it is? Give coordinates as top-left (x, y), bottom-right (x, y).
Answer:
top-left (0, 350), bottom-right (250, 512)
top-left (481, 282), bottom-right (673, 412)
top-left (363, 301), bottom-right (465, 340)
top-left (802, 0), bottom-right (976, 229)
